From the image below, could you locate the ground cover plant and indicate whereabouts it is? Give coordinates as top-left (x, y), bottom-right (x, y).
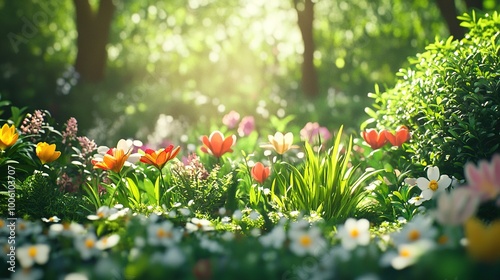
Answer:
top-left (1, 11), bottom-right (500, 280)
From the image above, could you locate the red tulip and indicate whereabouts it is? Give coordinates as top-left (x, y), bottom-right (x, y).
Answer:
top-left (361, 129), bottom-right (387, 149)
top-left (251, 162), bottom-right (270, 184)
top-left (385, 125), bottom-right (411, 147)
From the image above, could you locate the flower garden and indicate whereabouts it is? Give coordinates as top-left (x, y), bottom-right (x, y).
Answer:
top-left (1, 11), bottom-right (500, 280)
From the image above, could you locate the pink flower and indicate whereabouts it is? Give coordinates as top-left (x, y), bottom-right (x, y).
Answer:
top-left (300, 122), bottom-right (332, 145)
top-left (463, 154), bottom-right (500, 202)
top-left (222, 110), bottom-right (240, 129)
top-left (238, 116), bottom-right (255, 136)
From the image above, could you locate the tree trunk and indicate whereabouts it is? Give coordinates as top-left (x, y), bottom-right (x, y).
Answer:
top-left (435, 0), bottom-right (466, 39)
top-left (465, 0), bottom-right (483, 10)
top-left (294, 0), bottom-right (319, 98)
top-left (73, 0), bottom-right (115, 83)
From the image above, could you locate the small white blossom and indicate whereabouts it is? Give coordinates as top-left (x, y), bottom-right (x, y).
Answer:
top-left (17, 244), bottom-right (50, 268)
top-left (337, 218), bottom-right (371, 250)
top-left (416, 166), bottom-right (452, 200)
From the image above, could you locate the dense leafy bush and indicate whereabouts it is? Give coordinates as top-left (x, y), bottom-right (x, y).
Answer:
top-left (364, 11), bottom-right (500, 179)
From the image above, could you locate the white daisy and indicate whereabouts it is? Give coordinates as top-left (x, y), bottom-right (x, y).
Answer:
top-left (186, 218), bottom-right (214, 233)
top-left (289, 225), bottom-right (326, 256)
top-left (17, 244), bottom-right (50, 268)
top-left (337, 218), bottom-right (371, 250)
top-left (147, 221), bottom-right (182, 247)
top-left (391, 215), bottom-right (437, 246)
top-left (95, 234), bottom-right (120, 250)
top-left (380, 240), bottom-right (434, 270)
top-left (416, 166), bottom-right (452, 200)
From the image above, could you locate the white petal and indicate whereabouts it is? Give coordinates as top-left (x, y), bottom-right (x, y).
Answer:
top-left (427, 166), bottom-right (440, 181)
top-left (357, 219), bottom-right (370, 231)
top-left (438, 175), bottom-right (452, 189)
top-left (284, 132), bottom-right (294, 145)
top-left (97, 146), bottom-right (109, 154)
top-left (421, 189), bottom-right (434, 200)
top-left (416, 178), bottom-right (430, 191)
top-left (34, 244), bottom-right (50, 265)
top-left (127, 153), bottom-right (141, 164)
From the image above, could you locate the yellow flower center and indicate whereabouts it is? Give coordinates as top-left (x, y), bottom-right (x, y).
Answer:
top-left (85, 239), bottom-right (95, 248)
top-left (63, 222), bottom-right (71, 230)
top-left (408, 229), bottom-right (420, 241)
top-left (0, 220), bottom-right (4, 227)
top-left (350, 228), bottom-right (359, 238)
top-left (157, 228), bottom-right (173, 239)
top-left (19, 223), bottom-right (26, 231)
top-left (428, 180), bottom-right (439, 191)
top-left (299, 235), bottom-right (312, 247)
top-left (438, 235), bottom-right (448, 245)
top-left (28, 247), bottom-right (37, 258)
top-left (399, 248), bottom-right (411, 258)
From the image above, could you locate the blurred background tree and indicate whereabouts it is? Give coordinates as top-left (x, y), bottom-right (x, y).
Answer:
top-left (0, 0), bottom-right (498, 144)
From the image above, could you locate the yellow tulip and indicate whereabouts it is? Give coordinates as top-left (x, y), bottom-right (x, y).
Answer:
top-left (36, 142), bottom-right (61, 164)
top-left (260, 132), bottom-right (299, 155)
top-left (464, 217), bottom-right (500, 262)
top-left (0, 123), bottom-right (19, 151)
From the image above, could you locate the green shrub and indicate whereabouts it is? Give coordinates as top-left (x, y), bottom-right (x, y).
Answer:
top-left (364, 11), bottom-right (500, 178)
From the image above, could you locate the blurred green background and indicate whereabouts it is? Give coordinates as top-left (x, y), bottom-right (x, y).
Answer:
top-left (1, 0), bottom-right (498, 145)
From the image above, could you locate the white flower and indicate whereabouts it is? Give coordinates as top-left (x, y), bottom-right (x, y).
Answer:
top-left (41, 216), bottom-right (61, 223)
top-left (93, 139), bottom-right (141, 167)
top-left (260, 226), bottom-right (286, 249)
top-left (186, 218), bottom-right (214, 233)
top-left (147, 221), bottom-right (182, 247)
top-left (416, 166), bottom-right (452, 200)
top-left (95, 234), bottom-right (120, 250)
top-left (17, 244), bottom-right (50, 268)
top-left (391, 215), bottom-right (437, 246)
top-left (64, 273), bottom-right (89, 280)
top-left (248, 210), bottom-right (261, 221)
top-left (74, 233), bottom-right (99, 260)
top-left (337, 218), bottom-right (371, 250)
top-left (87, 206), bottom-right (117, 220)
top-left (12, 268), bottom-right (44, 280)
top-left (200, 237), bottom-right (224, 253)
top-left (380, 240), bottom-right (434, 270)
top-left (152, 247), bottom-right (185, 267)
top-left (178, 208), bottom-right (191, 217)
top-left (289, 226), bottom-right (326, 256)
top-left (232, 210), bottom-right (243, 220)
top-left (49, 222), bottom-right (85, 238)
top-left (408, 195), bottom-right (425, 206)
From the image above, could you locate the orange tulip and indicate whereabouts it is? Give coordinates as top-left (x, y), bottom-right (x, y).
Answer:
top-left (251, 162), bottom-right (270, 184)
top-left (92, 148), bottom-right (129, 173)
top-left (361, 129), bottom-right (387, 149)
top-left (200, 131), bottom-right (236, 158)
top-left (0, 123), bottom-right (19, 151)
top-left (36, 142), bottom-right (61, 164)
top-left (140, 145), bottom-right (181, 170)
top-left (385, 125), bottom-right (411, 147)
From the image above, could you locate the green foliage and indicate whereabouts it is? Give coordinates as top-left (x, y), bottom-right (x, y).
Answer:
top-left (365, 11), bottom-right (500, 178)
top-left (271, 126), bottom-right (380, 223)
top-left (15, 173), bottom-right (89, 222)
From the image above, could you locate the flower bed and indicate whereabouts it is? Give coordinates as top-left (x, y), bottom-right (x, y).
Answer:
top-left (1, 103), bottom-right (500, 280)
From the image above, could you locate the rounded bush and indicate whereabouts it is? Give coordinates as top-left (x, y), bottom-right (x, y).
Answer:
top-left (364, 11), bottom-right (500, 178)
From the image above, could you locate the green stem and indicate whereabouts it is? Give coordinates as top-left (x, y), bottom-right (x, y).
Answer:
top-left (158, 168), bottom-right (168, 207)
top-left (108, 171), bottom-right (124, 207)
